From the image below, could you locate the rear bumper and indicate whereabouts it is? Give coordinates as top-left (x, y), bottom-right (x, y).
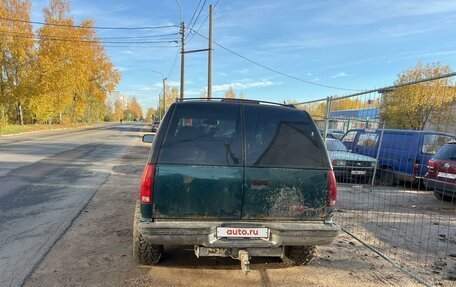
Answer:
top-left (424, 178), bottom-right (456, 193)
top-left (138, 220), bottom-right (340, 247)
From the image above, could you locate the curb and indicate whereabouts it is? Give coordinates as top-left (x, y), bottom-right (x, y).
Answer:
top-left (0, 123), bottom-right (114, 137)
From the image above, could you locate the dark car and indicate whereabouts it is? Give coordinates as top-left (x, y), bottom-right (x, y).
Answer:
top-left (326, 138), bottom-right (376, 184)
top-left (151, 121), bottom-right (160, 132)
top-left (319, 129), bottom-right (345, 140)
top-left (327, 129), bottom-right (346, 140)
top-left (134, 99), bottom-right (340, 272)
top-left (424, 141), bottom-right (456, 201)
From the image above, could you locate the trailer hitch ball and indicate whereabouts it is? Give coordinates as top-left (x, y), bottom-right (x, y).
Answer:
top-left (238, 250), bottom-right (250, 274)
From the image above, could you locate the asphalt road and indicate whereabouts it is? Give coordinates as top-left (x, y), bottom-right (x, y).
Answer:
top-left (0, 123), bottom-right (144, 287)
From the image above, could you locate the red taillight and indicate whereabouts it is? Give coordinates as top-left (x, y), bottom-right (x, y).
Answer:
top-left (414, 161), bottom-right (419, 175)
top-left (140, 163), bottom-right (156, 204)
top-left (427, 160), bottom-right (435, 171)
top-left (328, 170), bottom-right (337, 207)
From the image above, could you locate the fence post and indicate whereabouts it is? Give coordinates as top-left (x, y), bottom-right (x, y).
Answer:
top-left (371, 122), bottom-right (386, 187)
top-left (323, 96), bottom-right (332, 145)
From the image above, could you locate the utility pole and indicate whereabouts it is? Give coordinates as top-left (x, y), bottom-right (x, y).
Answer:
top-left (207, 5), bottom-right (213, 99)
top-left (162, 78), bottom-right (167, 119)
top-left (157, 93), bottom-right (161, 120)
top-left (180, 22), bottom-right (185, 100)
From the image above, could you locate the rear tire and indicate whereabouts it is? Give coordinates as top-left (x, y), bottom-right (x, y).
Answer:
top-left (282, 246), bottom-right (316, 266)
top-left (377, 168), bottom-right (396, 186)
top-left (434, 190), bottom-right (456, 202)
top-left (433, 190), bottom-right (444, 201)
top-left (133, 202), bottom-right (163, 265)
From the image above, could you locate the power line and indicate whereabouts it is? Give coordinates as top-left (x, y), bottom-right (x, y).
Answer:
top-left (1, 31), bottom-right (179, 40)
top-left (167, 45), bottom-right (180, 79)
top-left (186, 0), bottom-right (207, 40)
top-left (187, 0), bottom-right (220, 44)
top-left (0, 16), bottom-right (178, 30)
top-left (187, 0), bottom-right (203, 32)
top-left (190, 29), bottom-right (361, 92)
top-left (0, 32), bottom-right (178, 44)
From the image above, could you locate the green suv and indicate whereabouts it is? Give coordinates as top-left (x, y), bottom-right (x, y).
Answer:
top-left (133, 99), bottom-right (339, 272)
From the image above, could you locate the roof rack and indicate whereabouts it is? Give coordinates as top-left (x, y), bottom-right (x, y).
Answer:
top-left (176, 97), bottom-right (296, 108)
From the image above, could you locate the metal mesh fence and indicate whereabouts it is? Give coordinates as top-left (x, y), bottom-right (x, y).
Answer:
top-left (299, 73), bottom-right (456, 286)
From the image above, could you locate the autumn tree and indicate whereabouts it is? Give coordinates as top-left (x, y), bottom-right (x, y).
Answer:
top-left (0, 0), bottom-right (120, 127)
top-left (0, 0), bottom-right (36, 125)
top-left (126, 96), bottom-right (143, 120)
top-left (157, 83), bottom-right (179, 117)
top-left (380, 62), bottom-right (455, 130)
top-left (29, 0), bottom-right (119, 124)
top-left (145, 107), bottom-right (156, 122)
top-left (113, 100), bottom-right (124, 121)
top-left (225, 86), bottom-right (236, 99)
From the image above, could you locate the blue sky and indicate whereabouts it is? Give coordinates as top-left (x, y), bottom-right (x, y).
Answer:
top-left (30, 0), bottom-right (456, 111)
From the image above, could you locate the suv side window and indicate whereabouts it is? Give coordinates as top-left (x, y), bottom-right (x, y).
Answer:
top-left (244, 105), bottom-right (326, 168)
top-left (342, 131), bottom-right (357, 143)
top-left (158, 103), bottom-right (243, 166)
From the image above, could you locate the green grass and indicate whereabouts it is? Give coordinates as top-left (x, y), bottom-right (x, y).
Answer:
top-left (0, 123), bottom-right (94, 136)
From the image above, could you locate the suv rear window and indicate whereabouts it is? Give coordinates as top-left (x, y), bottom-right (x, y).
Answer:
top-left (158, 103), bottom-right (243, 166)
top-left (433, 143), bottom-right (456, 160)
top-left (244, 105), bottom-right (326, 168)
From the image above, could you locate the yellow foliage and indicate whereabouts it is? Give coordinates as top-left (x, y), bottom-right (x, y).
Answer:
top-left (380, 62), bottom-right (455, 130)
top-left (1, 0), bottom-right (120, 125)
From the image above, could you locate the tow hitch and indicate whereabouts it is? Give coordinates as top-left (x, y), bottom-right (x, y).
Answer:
top-left (237, 250), bottom-right (250, 274)
top-left (195, 246), bottom-right (284, 274)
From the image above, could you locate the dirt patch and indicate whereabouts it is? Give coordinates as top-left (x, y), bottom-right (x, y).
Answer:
top-left (26, 141), bottom-right (420, 287)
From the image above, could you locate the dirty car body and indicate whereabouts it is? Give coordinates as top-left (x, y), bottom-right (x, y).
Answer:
top-left (134, 99), bottom-right (340, 272)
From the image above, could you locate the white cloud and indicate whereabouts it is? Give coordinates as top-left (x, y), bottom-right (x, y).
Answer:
top-left (212, 79), bottom-right (275, 93)
top-left (331, 72), bottom-right (350, 79)
top-left (153, 81), bottom-right (179, 89)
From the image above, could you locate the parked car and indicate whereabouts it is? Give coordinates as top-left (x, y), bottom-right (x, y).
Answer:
top-left (327, 129), bottom-right (346, 140)
top-left (135, 99), bottom-right (340, 272)
top-left (424, 141), bottom-right (456, 201)
top-left (341, 129), bottom-right (455, 185)
top-left (326, 138), bottom-right (376, 184)
top-left (151, 121), bottom-right (160, 132)
top-left (318, 128), bottom-right (346, 140)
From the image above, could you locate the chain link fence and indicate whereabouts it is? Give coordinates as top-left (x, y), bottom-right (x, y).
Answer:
top-left (298, 73), bottom-right (456, 286)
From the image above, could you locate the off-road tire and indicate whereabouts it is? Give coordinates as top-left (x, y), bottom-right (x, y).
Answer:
top-left (282, 246), bottom-right (316, 266)
top-left (133, 202), bottom-right (163, 265)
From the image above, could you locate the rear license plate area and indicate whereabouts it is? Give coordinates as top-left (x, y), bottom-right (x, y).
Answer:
top-left (351, 170), bottom-right (366, 175)
top-left (216, 227), bottom-right (269, 239)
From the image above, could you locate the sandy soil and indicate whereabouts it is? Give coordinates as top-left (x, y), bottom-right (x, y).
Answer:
top-left (25, 139), bottom-right (422, 287)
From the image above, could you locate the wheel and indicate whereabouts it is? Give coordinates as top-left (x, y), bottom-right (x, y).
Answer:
top-left (433, 190), bottom-right (444, 201)
top-left (440, 190), bottom-right (456, 202)
top-left (377, 168), bottom-right (396, 186)
top-left (133, 202), bottom-right (163, 265)
top-left (282, 246), bottom-right (316, 266)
